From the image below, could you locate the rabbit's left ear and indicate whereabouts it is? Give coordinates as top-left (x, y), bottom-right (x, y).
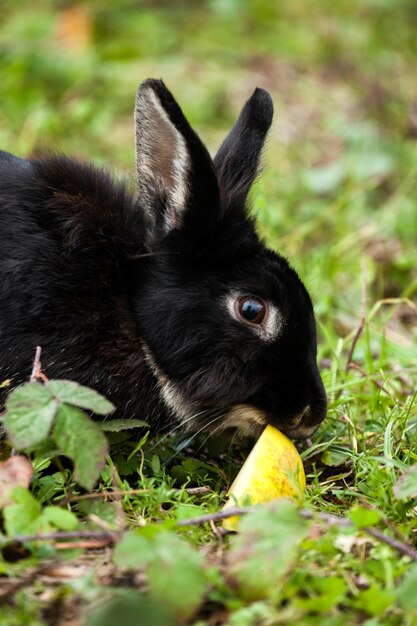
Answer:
top-left (135, 79), bottom-right (220, 242)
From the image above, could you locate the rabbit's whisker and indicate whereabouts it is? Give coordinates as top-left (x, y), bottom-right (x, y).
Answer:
top-left (147, 406), bottom-right (223, 452)
top-left (164, 412), bottom-right (224, 464)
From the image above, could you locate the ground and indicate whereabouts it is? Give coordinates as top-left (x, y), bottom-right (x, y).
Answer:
top-left (0, 2), bottom-right (416, 625)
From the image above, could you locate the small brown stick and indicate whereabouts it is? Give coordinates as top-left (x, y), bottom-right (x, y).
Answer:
top-left (345, 260), bottom-right (367, 372)
top-left (177, 507), bottom-right (248, 527)
top-left (63, 488), bottom-right (151, 504)
top-left (63, 485), bottom-right (212, 504)
top-left (30, 346), bottom-right (48, 383)
top-left (178, 507), bottom-right (417, 561)
top-left (185, 486), bottom-right (212, 495)
top-left (53, 540), bottom-right (114, 550)
top-left (1, 506), bottom-right (416, 562)
top-left (30, 346), bottom-right (43, 383)
top-left (365, 527), bottom-right (417, 561)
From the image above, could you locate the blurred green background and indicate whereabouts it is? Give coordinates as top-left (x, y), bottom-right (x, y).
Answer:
top-left (1, 0), bottom-right (416, 371)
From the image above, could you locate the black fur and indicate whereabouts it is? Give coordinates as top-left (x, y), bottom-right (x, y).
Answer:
top-left (0, 80), bottom-right (326, 437)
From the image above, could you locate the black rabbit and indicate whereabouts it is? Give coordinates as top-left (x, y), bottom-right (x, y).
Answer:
top-left (0, 79), bottom-right (326, 438)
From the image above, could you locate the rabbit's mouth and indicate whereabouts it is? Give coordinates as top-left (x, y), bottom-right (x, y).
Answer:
top-left (275, 406), bottom-right (322, 440)
top-left (219, 404), bottom-right (267, 436)
top-left (221, 404), bottom-right (320, 440)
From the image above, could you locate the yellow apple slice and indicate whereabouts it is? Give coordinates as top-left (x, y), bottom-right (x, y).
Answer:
top-left (223, 425), bottom-right (306, 531)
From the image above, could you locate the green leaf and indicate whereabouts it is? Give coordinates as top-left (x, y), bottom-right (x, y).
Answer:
top-left (85, 590), bottom-right (176, 626)
top-left (53, 404), bottom-right (108, 490)
top-left (393, 464), bottom-right (417, 500)
top-left (321, 447), bottom-right (352, 467)
top-left (78, 500), bottom-right (120, 531)
top-left (396, 564), bottom-right (417, 610)
top-left (113, 531), bottom-right (154, 569)
top-left (147, 533), bottom-right (206, 619)
top-left (228, 500), bottom-right (309, 601)
top-left (295, 576), bottom-right (347, 612)
top-left (101, 418), bottom-right (148, 432)
top-left (175, 503), bottom-right (205, 521)
top-left (354, 584), bottom-right (396, 616)
top-left (151, 454), bottom-right (161, 475)
top-left (114, 531), bottom-right (207, 619)
top-left (41, 506), bottom-right (78, 530)
top-left (47, 380), bottom-right (115, 415)
top-left (3, 383), bottom-right (58, 448)
top-left (349, 506), bottom-right (382, 529)
top-left (3, 486), bottom-right (42, 535)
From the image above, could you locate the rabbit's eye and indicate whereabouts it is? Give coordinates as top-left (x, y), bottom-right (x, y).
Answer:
top-left (236, 296), bottom-right (267, 325)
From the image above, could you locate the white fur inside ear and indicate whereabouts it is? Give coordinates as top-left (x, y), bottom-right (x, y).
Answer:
top-left (135, 87), bottom-right (190, 232)
top-left (224, 292), bottom-right (282, 342)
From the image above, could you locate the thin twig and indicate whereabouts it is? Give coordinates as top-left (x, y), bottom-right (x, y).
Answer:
top-left (345, 260), bottom-right (367, 372)
top-left (365, 527), bottom-right (417, 561)
top-left (30, 346), bottom-right (43, 383)
top-left (185, 486), bottom-right (213, 495)
top-left (53, 540), bottom-right (114, 550)
top-left (1, 506), bottom-right (416, 562)
top-left (177, 507), bottom-right (248, 527)
top-left (178, 507), bottom-right (417, 561)
top-left (29, 345), bottom-right (48, 383)
top-left (63, 485), bottom-right (212, 504)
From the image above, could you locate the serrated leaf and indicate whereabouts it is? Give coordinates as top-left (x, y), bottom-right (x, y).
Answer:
top-left (227, 500), bottom-right (308, 601)
top-left (393, 464), bottom-right (417, 500)
top-left (349, 506), bottom-right (382, 529)
top-left (47, 380), bottom-right (115, 415)
top-left (147, 533), bottom-right (206, 619)
top-left (3, 383), bottom-right (58, 448)
top-left (101, 419), bottom-right (148, 432)
top-left (54, 404), bottom-right (108, 490)
top-left (3, 486), bottom-right (42, 535)
top-left (41, 506), bottom-right (78, 530)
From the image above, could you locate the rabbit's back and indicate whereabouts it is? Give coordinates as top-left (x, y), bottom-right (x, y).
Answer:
top-left (0, 152), bottom-right (160, 420)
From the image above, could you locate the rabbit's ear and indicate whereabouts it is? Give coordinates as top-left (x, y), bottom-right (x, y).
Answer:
top-left (135, 79), bottom-right (219, 240)
top-left (214, 88), bottom-right (273, 208)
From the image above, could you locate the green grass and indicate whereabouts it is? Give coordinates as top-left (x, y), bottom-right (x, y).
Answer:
top-left (0, 1), bottom-right (416, 625)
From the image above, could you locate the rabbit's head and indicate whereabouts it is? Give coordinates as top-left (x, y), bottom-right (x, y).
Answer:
top-left (129, 79), bottom-right (326, 439)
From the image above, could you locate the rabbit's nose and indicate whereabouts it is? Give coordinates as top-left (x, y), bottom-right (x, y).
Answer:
top-left (285, 400), bottom-right (327, 439)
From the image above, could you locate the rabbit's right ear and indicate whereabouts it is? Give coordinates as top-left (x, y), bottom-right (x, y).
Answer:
top-left (134, 79), bottom-right (220, 244)
top-left (214, 88), bottom-right (273, 209)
